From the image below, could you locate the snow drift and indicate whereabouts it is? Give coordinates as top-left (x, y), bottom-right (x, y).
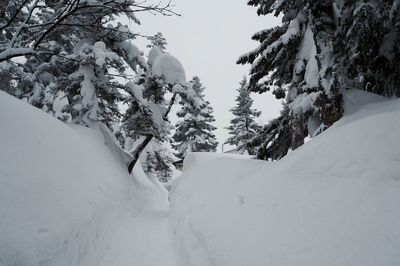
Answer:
top-left (169, 90), bottom-right (400, 266)
top-left (0, 91), bottom-right (166, 266)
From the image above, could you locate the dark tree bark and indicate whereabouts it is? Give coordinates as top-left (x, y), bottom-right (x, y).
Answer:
top-left (127, 92), bottom-right (178, 174)
top-left (127, 135), bottom-right (153, 174)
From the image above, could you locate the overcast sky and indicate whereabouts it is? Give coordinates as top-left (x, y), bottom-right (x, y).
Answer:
top-left (135, 0), bottom-right (282, 151)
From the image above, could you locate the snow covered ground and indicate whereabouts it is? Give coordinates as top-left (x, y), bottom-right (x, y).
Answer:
top-left (98, 203), bottom-right (175, 266)
top-left (0, 91), bottom-right (171, 266)
top-left (169, 89), bottom-right (400, 266)
top-left (2, 89), bottom-right (400, 266)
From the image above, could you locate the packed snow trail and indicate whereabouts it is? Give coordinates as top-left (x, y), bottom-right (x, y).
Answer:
top-left (98, 203), bottom-right (177, 266)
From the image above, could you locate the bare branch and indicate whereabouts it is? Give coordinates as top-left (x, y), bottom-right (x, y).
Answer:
top-left (8, 0), bottom-right (39, 48)
top-left (0, 0), bottom-right (30, 30)
top-left (1, 0), bottom-right (180, 62)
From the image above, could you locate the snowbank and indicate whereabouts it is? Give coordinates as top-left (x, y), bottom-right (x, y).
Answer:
top-left (170, 90), bottom-right (400, 266)
top-left (0, 91), bottom-right (166, 266)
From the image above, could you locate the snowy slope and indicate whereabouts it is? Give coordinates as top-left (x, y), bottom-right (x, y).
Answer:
top-left (0, 91), bottom-right (167, 266)
top-left (170, 89), bottom-right (400, 266)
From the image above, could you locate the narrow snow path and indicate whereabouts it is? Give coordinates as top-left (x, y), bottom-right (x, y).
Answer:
top-left (98, 203), bottom-right (176, 266)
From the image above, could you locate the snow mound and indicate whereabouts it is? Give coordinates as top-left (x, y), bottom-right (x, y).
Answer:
top-left (152, 54), bottom-right (186, 85)
top-left (0, 91), bottom-right (165, 266)
top-left (170, 91), bottom-right (400, 266)
top-left (148, 46), bottom-right (163, 66)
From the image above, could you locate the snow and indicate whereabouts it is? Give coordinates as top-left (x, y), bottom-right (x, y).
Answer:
top-left (98, 204), bottom-right (176, 266)
top-left (77, 64), bottom-right (98, 125)
top-left (92, 41), bottom-right (119, 66)
top-left (0, 47), bottom-right (35, 61)
top-left (117, 40), bottom-right (142, 62)
top-left (390, 0), bottom-right (400, 19)
top-left (2, 87), bottom-right (400, 266)
top-left (289, 91), bottom-right (320, 116)
top-left (262, 11), bottom-right (306, 56)
top-left (170, 89), bottom-right (400, 266)
top-left (0, 91), bottom-right (170, 266)
top-left (271, 0), bottom-right (286, 10)
top-left (152, 54), bottom-right (186, 85)
top-left (379, 31), bottom-right (398, 60)
top-left (294, 23), bottom-right (319, 89)
top-left (148, 46), bottom-right (163, 66)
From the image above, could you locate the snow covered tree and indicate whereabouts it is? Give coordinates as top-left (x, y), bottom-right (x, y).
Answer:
top-left (142, 142), bottom-right (174, 183)
top-left (225, 77), bottom-right (261, 155)
top-left (0, 0), bottom-right (177, 62)
top-left (238, 1), bottom-right (345, 160)
top-left (0, 0), bottom-right (181, 127)
top-left (0, 0), bottom-right (175, 127)
top-left (147, 32), bottom-right (168, 52)
top-left (247, 105), bottom-right (293, 161)
top-left (0, 0), bottom-right (191, 174)
top-left (338, 1), bottom-right (400, 97)
top-left (122, 46), bottom-right (186, 142)
top-left (122, 45), bottom-right (194, 173)
top-left (240, 1), bottom-right (400, 161)
top-left (172, 76), bottom-right (218, 159)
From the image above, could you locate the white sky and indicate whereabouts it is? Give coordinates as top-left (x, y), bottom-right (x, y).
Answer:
top-left (134, 0), bottom-right (282, 151)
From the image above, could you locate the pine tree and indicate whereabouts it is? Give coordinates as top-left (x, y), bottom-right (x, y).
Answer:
top-left (225, 77), bottom-right (261, 155)
top-left (239, 1), bottom-right (400, 161)
top-left (39, 41), bottom-right (127, 127)
top-left (121, 45), bottom-right (186, 144)
top-left (147, 32), bottom-right (168, 51)
top-left (0, 0), bottom-right (189, 174)
top-left (0, 0), bottom-right (176, 62)
top-left (238, 0), bottom-right (345, 160)
top-left (172, 76), bottom-right (218, 159)
top-left (142, 141), bottom-right (174, 183)
top-left (0, 0), bottom-right (176, 128)
top-left (338, 1), bottom-right (400, 97)
top-left (122, 44), bottom-right (194, 173)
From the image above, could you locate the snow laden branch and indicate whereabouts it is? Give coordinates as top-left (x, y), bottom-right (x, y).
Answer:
top-left (125, 52), bottom-right (191, 174)
top-left (98, 122), bottom-right (133, 166)
top-left (0, 0), bottom-right (179, 62)
top-left (127, 91), bottom-right (178, 174)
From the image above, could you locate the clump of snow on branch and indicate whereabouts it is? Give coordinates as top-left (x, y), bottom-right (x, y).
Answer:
top-left (152, 54), bottom-right (186, 85)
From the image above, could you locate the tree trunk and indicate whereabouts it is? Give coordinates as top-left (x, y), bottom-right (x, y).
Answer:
top-left (127, 92), bottom-right (178, 174)
top-left (127, 135), bottom-right (153, 174)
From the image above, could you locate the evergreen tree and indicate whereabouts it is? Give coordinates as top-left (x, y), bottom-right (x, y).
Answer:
top-left (38, 41), bottom-right (127, 127)
top-left (147, 32), bottom-right (168, 51)
top-left (0, 0), bottom-right (176, 128)
top-left (238, 0), bottom-right (400, 161)
top-left (121, 45), bottom-right (186, 144)
top-left (142, 142), bottom-right (174, 183)
top-left (238, 1), bottom-right (344, 161)
top-left (0, 0), bottom-right (189, 174)
top-left (225, 77), bottom-right (261, 155)
top-left (122, 45), bottom-right (195, 173)
top-left (338, 1), bottom-right (400, 97)
top-left (0, 0), bottom-right (176, 62)
top-left (172, 76), bottom-right (218, 159)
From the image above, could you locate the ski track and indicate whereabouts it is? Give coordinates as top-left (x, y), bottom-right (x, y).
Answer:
top-left (98, 204), bottom-right (177, 266)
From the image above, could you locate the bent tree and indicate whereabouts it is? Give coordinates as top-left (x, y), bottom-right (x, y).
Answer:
top-left (0, 0), bottom-right (197, 174)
